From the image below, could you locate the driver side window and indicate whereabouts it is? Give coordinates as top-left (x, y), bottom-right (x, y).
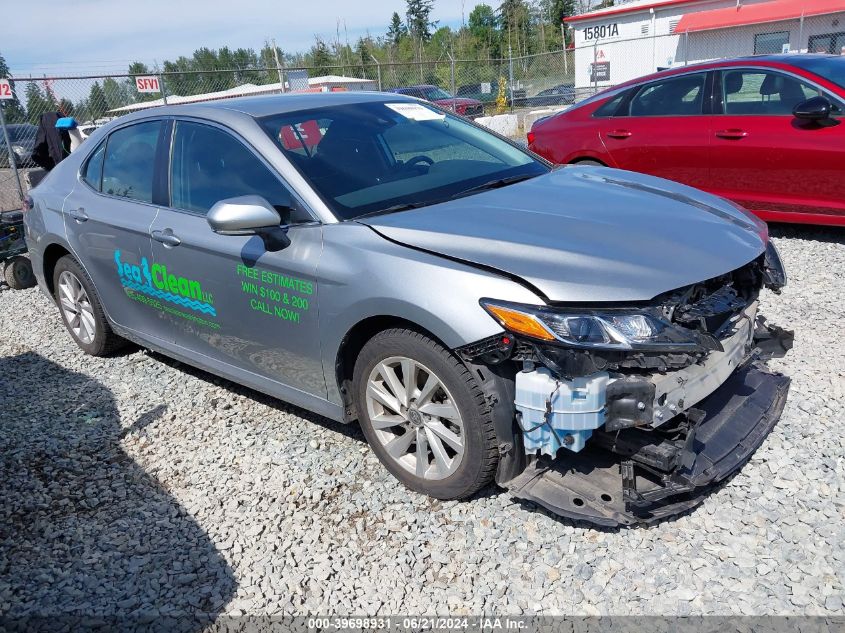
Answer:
top-left (169, 121), bottom-right (311, 223)
top-left (721, 70), bottom-right (821, 115)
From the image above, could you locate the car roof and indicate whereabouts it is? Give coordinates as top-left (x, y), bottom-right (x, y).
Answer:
top-left (127, 90), bottom-right (418, 119)
top-left (615, 54), bottom-right (839, 90)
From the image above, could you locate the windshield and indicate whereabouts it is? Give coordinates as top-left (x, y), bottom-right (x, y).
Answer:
top-left (423, 87), bottom-right (452, 100)
top-left (259, 101), bottom-right (547, 220)
top-left (790, 56), bottom-right (845, 90)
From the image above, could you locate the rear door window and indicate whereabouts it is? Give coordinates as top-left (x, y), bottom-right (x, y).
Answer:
top-left (101, 121), bottom-right (162, 203)
top-left (627, 73), bottom-right (706, 116)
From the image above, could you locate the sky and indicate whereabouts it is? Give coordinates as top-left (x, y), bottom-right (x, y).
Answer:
top-left (4, 0), bottom-right (471, 77)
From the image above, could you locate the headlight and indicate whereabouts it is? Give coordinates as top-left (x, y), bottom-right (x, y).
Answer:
top-left (763, 240), bottom-right (786, 291)
top-left (480, 299), bottom-right (705, 351)
top-left (11, 144), bottom-right (25, 156)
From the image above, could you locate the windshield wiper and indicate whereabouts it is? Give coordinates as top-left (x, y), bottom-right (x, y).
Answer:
top-left (354, 201), bottom-right (430, 220)
top-left (450, 173), bottom-right (539, 200)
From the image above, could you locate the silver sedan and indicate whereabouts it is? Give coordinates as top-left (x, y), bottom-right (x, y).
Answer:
top-left (24, 92), bottom-right (791, 526)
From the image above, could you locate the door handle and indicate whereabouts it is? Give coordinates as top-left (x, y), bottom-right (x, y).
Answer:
top-left (606, 129), bottom-right (632, 139)
top-left (68, 207), bottom-right (88, 222)
top-left (715, 129), bottom-right (748, 139)
top-left (151, 228), bottom-right (181, 247)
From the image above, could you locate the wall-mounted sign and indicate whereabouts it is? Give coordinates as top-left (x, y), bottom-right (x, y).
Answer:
top-left (584, 24), bottom-right (619, 41)
top-left (590, 62), bottom-right (611, 82)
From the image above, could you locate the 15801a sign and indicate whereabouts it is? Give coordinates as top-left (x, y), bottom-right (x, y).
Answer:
top-left (583, 24), bottom-right (619, 40)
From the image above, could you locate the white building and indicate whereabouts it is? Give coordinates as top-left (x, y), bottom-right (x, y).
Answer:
top-left (566, 0), bottom-right (845, 93)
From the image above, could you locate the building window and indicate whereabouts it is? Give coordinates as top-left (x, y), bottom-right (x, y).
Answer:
top-left (754, 31), bottom-right (789, 55)
top-left (808, 32), bottom-right (845, 54)
top-left (669, 19), bottom-right (680, 34)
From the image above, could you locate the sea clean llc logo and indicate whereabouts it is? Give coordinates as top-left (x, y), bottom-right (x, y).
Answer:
top-left (114, 250), bottom-right (216, 317)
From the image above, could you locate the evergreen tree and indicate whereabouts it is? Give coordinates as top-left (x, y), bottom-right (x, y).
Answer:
top-left (386, 12), bottom-right (406, 45)
top-left (87, 82), bottom-right (108, 120)
top-left (25, 83), bottom-right (53, 124)
top-left (0, 52), bottom-right (26, 123)
top-left (311, 38), bottom-right (334, 73)
top-left (405, 0), bottom-right (437, 43)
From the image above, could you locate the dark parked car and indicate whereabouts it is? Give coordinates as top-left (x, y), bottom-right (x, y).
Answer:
top-left (0, 123), bottom-right (38, 168)
top-left (390, 85), bottom-right (484, 117)
top-left (523, 84), bottom-right (576, 107)
top-left (456, 83), bottom-right (528, 106)
top-left (528, 54), bottom-right (845, 226)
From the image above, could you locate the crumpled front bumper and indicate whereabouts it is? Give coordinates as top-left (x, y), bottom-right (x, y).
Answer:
top-left (501, 364), bottom-right (790, 527)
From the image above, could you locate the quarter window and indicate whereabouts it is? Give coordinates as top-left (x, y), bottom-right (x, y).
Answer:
top-left (169, 121), bottom-right (306, 222)
top-left (722, 70), bottom-right (819, 115)
top-left (81, 141), bottom-right (106, 191)
top-left (101, 121), bottom-right (161, 203)
top-left (628, 74), bottom-right (706, 116)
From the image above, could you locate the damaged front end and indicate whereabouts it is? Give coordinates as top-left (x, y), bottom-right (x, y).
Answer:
top-left (458, 244), bottom-right (792, 527)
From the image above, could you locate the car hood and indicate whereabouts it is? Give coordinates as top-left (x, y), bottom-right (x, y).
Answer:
top-left (359, 167), bottom-right (768, 303)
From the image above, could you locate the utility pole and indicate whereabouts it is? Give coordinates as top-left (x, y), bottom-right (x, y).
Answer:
top-left (271, 38), bottom-right (285, 92)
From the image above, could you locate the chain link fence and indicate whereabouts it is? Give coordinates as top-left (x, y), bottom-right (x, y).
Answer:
top-left (1, 11), bottom-right (842, 210)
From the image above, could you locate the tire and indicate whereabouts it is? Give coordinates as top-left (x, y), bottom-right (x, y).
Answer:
top-left (4, 256), bottom-right (36, 290)
top-left (574, 159), bottom-right (604, 167)
top-left (53, 255), bottom-right (125, 356)
top-left (353, 328), bottom-right (498, 500)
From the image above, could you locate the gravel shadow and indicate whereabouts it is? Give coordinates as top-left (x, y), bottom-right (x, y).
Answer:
top-left (769, 222), bottom-right (845, 244)
top-left (0, 352), bottom-right (237, 629)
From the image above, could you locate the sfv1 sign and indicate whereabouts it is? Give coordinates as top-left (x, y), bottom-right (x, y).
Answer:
top-left (0, 78), bottom-right (13, 100)
top-left (135, 76), bottom-right (161, 93)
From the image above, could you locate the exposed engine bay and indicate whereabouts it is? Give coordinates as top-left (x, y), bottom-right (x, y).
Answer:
top-left (458, 245), bottom-right (793, 526)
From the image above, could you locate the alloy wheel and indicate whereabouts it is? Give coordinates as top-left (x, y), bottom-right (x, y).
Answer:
top-left (365, 356), bottom-right (465, 480)
top-left (58, 270), bottom-right (96, 345)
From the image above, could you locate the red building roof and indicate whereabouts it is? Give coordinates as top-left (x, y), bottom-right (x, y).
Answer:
top-left (676, 0), bottom-right (845, 33)
top-left (565, 0), bottom-right (701, 24)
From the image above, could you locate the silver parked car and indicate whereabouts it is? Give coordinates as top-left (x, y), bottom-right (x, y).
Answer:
top-left (24, 93), bottom-right (791, 526)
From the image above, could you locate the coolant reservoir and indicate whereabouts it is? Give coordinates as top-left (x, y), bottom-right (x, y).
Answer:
top-left (515, 367), bottom-right (611, 456)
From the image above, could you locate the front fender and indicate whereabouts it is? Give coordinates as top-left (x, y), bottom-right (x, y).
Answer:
top-left (318, 223), bottom-right (545, 405)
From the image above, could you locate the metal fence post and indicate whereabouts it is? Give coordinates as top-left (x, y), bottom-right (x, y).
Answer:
top-left (158, 74), bottom-right (168, 105)
top-left (448, 53), bottom-right (456, 111)
top-left (592, 42), bottom-right (598, 96)
top-left (370, 55), bottom-right (382, 91)
top-left (508, 44), bottom-right (514, 113)
top-left (0, 102), bottom-right (25, 203)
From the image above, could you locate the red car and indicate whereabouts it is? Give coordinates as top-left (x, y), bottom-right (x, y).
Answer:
top-left (391, 85), bottom-right (485, 118)
top-left (528, 54), bottom-right (845, 226)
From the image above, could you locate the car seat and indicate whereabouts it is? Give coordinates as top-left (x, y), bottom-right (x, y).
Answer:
top-left (313, 119), bottom-right (387, 194)
top-left (760, 73), bottom-right (807, 114)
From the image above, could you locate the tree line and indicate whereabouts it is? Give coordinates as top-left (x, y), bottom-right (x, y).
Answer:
top-left (1, 0), bottom-right (606, 124)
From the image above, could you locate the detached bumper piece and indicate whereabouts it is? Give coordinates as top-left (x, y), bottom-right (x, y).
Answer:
top-left (502, 365), bottom-right (790, 527)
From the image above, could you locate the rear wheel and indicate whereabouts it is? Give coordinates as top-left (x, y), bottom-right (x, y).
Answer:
top-left (353, 328), bottom-right (498, 500)
top-left (53, 255), bottom-right (125, 356)
top-left (4, 256), bottom-right (36, 290)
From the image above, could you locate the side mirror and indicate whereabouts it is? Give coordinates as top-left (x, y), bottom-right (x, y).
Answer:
top-left (207, 195), bottom-right (283, 235)
top-left (793, 96), bottom-right (832, 121)
top-left (207, 195), bottom-right (291, 250)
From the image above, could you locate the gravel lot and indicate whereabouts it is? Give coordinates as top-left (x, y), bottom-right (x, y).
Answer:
top-left (0, 225), bottom-right (843, 619)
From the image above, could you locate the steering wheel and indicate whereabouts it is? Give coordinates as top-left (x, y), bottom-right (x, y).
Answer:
top-left (398, 155), bottom-right (434, 171)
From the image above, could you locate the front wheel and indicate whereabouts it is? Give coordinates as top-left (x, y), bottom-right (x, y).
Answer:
top-left (353, 328), bottom-right (498, 500)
